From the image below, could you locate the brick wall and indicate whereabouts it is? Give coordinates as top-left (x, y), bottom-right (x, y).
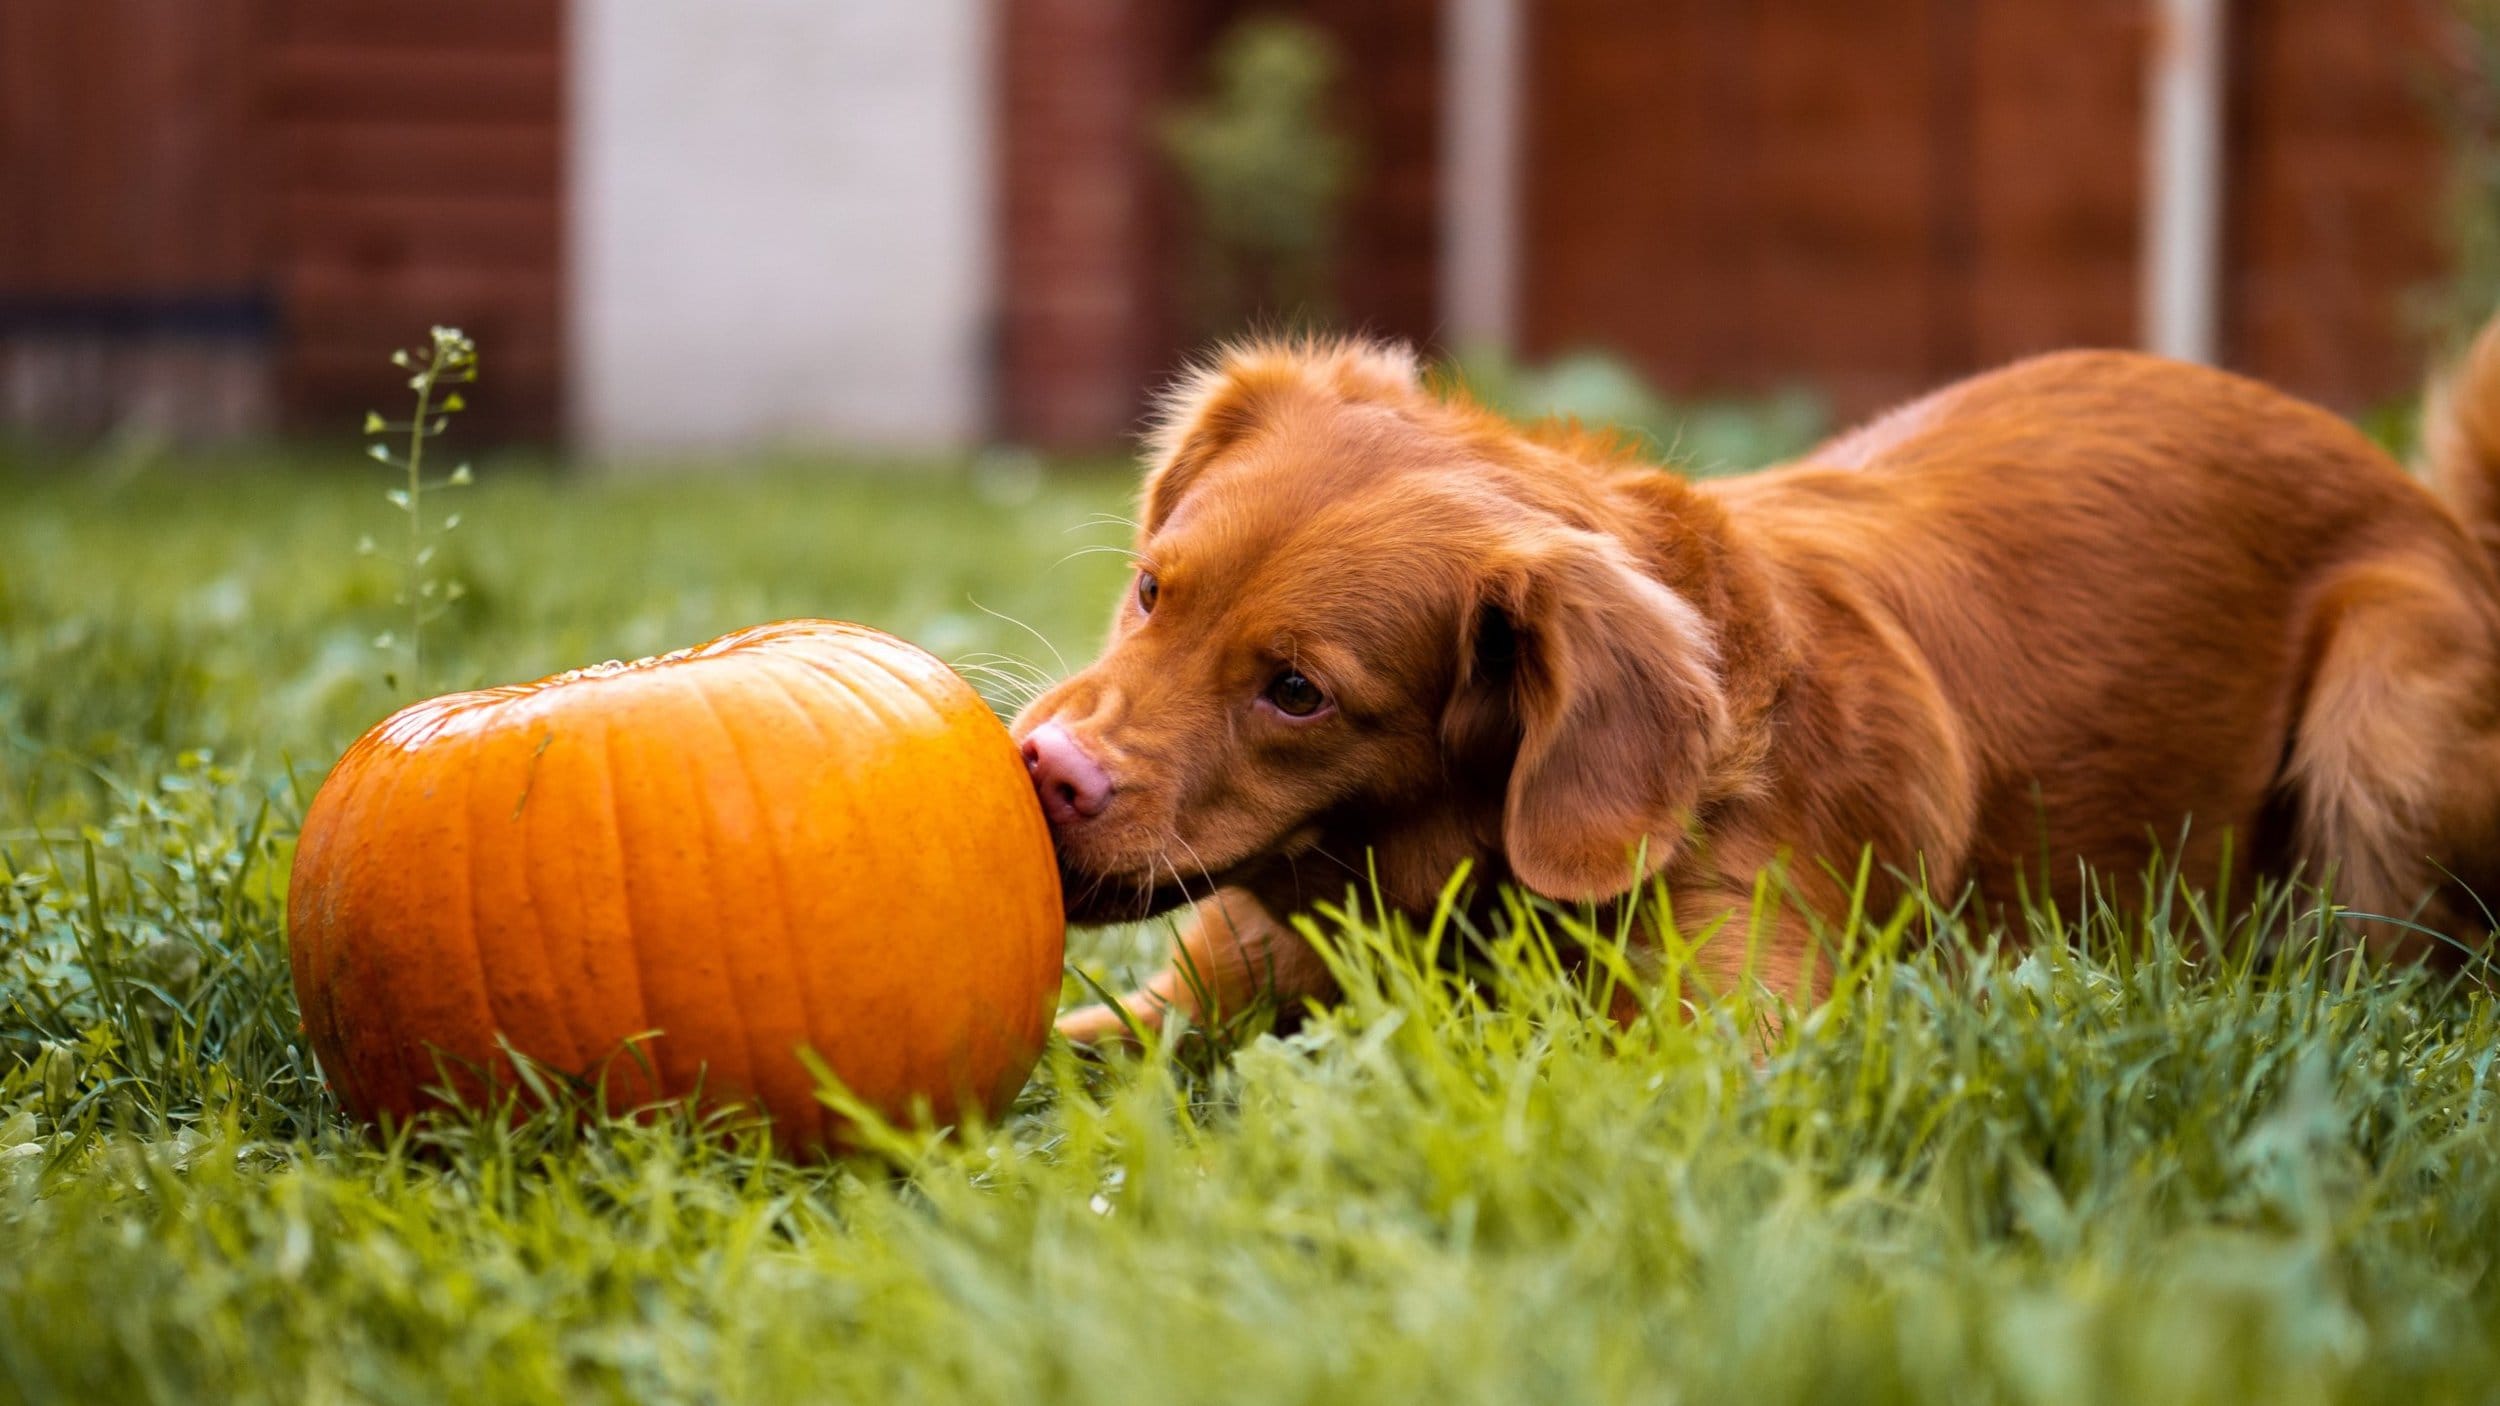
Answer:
top-left (0, 0), bottom-right (565, 443)
top-left (0, 0), bottom-right (272, 438)
top-left (996, 0), bottom-right (1446, 452)
top-left (1523, 0), bottom-right (2154, 417)
top-left (1522, 0), bottom-right (2453, 418)
top-left (2224, 0), bottom-right (2452, 405)
top-left (996, 0), bottom-right (1189, 450)
top-left (261, 0), bottom-right (565, 441)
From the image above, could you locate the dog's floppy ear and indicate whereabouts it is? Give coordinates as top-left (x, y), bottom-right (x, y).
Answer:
top-left (1455, 527), bottom-right (1726, 900)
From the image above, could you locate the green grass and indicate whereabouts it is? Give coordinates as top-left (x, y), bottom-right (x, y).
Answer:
top-left (6, 446), bottom-right (2500, 1404)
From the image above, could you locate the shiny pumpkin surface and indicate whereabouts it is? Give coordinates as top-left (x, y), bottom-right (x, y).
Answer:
top-left (286, 620), bottom-right (1064, 1152)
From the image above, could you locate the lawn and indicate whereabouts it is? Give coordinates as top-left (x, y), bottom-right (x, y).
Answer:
top-left (5, 441), bottom-right (2500, 1404)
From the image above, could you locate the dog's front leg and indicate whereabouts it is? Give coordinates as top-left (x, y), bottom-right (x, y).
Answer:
top-left (1055, 888), bottom-right (1336, 1045)
top-left (1600, 879), bottom-right (1828, 1028)
top-left (1603, 892), bottom-right (1824, 1058)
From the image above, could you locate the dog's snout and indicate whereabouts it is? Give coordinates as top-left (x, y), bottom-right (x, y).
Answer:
top-left (1021, 721), bottom-right (1112, 826)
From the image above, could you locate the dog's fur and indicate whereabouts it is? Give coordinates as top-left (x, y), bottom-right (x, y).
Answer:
top-left (1015, 322), bottom-right (2500, 1041)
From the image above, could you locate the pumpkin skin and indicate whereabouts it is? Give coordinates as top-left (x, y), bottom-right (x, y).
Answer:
top-left (286, 620), bottom-right (1064, 1153)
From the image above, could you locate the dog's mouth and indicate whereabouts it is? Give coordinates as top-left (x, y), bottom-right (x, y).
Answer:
top-left (1056, 861), bottom-right (1201, 926)
top-left (1050, 816), bottom-right (1336, 927)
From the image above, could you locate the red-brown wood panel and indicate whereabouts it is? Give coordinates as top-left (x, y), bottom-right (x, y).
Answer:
top-left (1284, 0), bottom-right (1444, 344)
top-left (1745, 0), bottom-right (1947, 411)
top-left (263, 47), bottom-right (564, 127)
top-left (281, 194), bottom-right (560, 274)
top-left (0, 0), bottom-right (261, 295)
top-left (995, 0), bottom-right (1194, 449)
top-left (1524, 0), bottom-right (2454, 418)
top-left (997, 0), bottom-right (1443, 449)
top-left (0, 0), bottom-right (564, 439)
top-left (1965, 0), bottom-right (2146, 366)
top-left (2225, 0), bottom-right (2449, 410)
top-left (259, 0), bottom-right (560, 54)
top-left (1520, 0), bottom-right (1741, 382)
top-left (0, 0), bottom-right (271, 438)
top-left (258, 2), bottom-right (564, 440)
top-left (1524, 0), bottom-right (1958, 415)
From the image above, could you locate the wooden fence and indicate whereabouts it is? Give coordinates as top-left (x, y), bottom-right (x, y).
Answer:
top-left (1521, 0), bottom-right (2454, 416)
top-left (0, 0), bottom-right (564, 440)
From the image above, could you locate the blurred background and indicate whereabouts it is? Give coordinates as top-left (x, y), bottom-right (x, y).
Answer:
top-left (5, 0), bottom-right (2500, 462)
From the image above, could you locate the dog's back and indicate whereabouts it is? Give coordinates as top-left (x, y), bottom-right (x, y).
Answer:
top-left (1706, 345), bottom-right (2500, 945)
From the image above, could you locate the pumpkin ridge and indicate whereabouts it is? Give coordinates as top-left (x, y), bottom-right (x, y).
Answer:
top-left (981, 719), bottom-right (1060, 1060)
top-left (683, 668), bottom-right (824, 1148)
top-left (746, 655), bottom-right (859, 1142)
top-left (355, 728), bottom-right (448, 1120)
top-left (785, 645), bottom-right (908, 732)
top-left (593, 708), bottom-right (668, 1104)
top-left (780, 646), bottom-right (954, 1112)
top-left (656, 666), bottom-right (771, 1119)
top-left (844, 652), bottom-right (953, 1109)
top-left (450, 724), bottom-right (542, 1100)
top-left (506, 720), bottom-right (591, 1079)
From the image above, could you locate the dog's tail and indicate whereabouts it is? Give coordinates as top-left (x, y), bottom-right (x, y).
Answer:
top-left (2423, 311), bottom-right (2500, 574)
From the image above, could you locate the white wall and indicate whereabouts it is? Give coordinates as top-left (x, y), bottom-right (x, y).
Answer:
top-left (2140, 0), bottom-right (2226, 365)
top-left (1441, 0), bottom-right (1522, 352)
top-left (572, 1), bottom-right (991, 453)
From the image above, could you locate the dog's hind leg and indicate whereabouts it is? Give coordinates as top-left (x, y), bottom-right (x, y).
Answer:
top-left (2281, 556), bottom-right (2500, 960)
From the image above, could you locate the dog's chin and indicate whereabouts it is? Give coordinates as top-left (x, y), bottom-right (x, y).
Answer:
top-left (1056, 865), bottom-right (1201, 927)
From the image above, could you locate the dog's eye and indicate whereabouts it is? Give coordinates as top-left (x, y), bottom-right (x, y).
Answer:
top-left (1136, 572), bottom-right (1159, 615)
top-left (1264, 670), bottom-right (1326, 718)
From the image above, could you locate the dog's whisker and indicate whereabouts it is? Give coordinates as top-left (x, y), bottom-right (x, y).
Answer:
top-left (1145, 845), bottom-right (1189, 912)
top-left (962, 595), bottom-right (1070, 677)
top-left (1065, 511), bottom-right (1141, 533)
top-left (1074, 865), bottom-right (1112, 925)
top-left (1054, 545), bottom-right (1147, 569)
top-left (951, 659), bottom-right (1032, 682)
top-left (953, 650), bottom-right (1050, 669)
top-left (1153, 848), bottom-right (1185, 907)
top-left (952, 658), bottom-right (1055, 692)
top-left (951, 649), bottom-right (1056, 681)
top-left (949, 663), bottom-right (1051, 710)
top-left (1308, 844), bottom-right (1366, 883)
top-left (1169, 831), bottom-right (1223, 903)
top-left (1305, 845), bottom-right (1376, 912)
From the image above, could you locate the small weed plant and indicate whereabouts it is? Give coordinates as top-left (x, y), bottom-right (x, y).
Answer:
top-left (360, 326), bottom-right (479, 696)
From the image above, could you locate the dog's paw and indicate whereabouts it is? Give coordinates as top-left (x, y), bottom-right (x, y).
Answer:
top-left (1054, 998), bottom-right (1161, 1049)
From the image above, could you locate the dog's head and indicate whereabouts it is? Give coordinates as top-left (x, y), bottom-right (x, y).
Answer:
top-left (1012, 339), bottom-right (1728, 923)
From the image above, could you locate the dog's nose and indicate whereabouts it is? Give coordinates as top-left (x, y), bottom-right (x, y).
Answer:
top-left (1021, 722), bottom-right (1112, 826)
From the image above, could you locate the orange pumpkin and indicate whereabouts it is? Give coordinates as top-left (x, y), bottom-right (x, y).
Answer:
top-left (286, 620), bottom-right (1064, 1152)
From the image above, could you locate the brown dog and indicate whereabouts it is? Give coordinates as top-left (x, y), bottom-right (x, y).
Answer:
top-left (1014, 324), bottom-right (2500, 1042)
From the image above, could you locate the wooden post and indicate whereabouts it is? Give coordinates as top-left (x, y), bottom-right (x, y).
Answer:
top-left (2142, 0), bottom-right (2228, 364)
top-left (1442, 0), bottom-right (1523, 352)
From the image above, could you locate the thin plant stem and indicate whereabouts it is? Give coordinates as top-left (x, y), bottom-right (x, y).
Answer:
top-left (364, 325), bottom-right (478, 698)
top-left (404, 367), bottom-right (433, 691)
